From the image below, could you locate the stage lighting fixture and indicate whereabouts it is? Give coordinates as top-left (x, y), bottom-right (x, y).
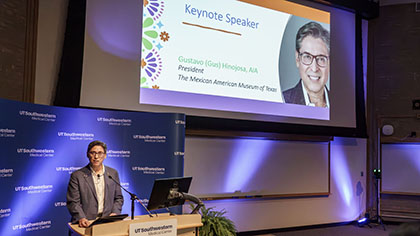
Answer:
top-left (357, 213), bottom-right (370, 227)
top-left (358, 218), bottom-right (367, 225)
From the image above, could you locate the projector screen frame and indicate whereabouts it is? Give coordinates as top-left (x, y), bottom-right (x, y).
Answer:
top-left (54, 0), bottom-right (368, 138)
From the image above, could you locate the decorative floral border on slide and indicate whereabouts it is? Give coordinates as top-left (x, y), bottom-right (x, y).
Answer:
top-left (140, 0), bottom-right (169, 89)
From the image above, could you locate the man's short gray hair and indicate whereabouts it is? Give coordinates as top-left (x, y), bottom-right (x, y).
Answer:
top-left (296, 21), bottom-right (330, 54)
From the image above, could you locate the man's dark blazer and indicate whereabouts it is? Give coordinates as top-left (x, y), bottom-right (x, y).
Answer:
top-left (283, 79), bottom-right (329, 106)
top-left (283, 80), bottom-right (305, 105)
top-left (66, 165), bottom-right (124, 223)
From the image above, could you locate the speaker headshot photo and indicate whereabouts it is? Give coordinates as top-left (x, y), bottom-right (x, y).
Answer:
top-left (279, 18), bottom-right (330, 108)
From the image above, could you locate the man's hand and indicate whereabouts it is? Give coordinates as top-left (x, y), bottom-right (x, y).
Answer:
top-left (78, 218), bottom-right (90, 228)
top-left (109, 213), bottom-right (117, 216)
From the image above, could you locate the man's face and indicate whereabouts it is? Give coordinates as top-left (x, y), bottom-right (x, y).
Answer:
top-left (87, 145), bottom-right (106, 169)
top-left (295, 36), bottom-right (329, 95)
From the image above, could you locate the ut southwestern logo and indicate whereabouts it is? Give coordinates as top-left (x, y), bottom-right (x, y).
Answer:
top-left (107, 150), bottom-right (131, 158)
top-left (19, 110), bottom-right (56, 122)
top-left (174, 151), bottom-right (184, 156)
top-left (0, 128), bottom-right (16, 138)
top-left (17, 148), bottom-right (54, 157)
top-left (56, 166), bottom-right (81, 174)
top-left (0, 168), bottom-right (13, 177)
top-left (133, 134), bottom-right (166, 143)
top-left (97, 117), bottom-right (132, 126)
top-left (0, 208), bottom-right (11, 218)
top-left (12, 220), bottom-right (52, 231)
top-left (132, 166), bottom-right (165, 175)
top-left (15, 184), bottom-right (53, 194)
top-left (121, 182), bottom-right (130, 189)
top-left (54, 202), bottom-right (66, 207)
top-left (134, 224), bottom-right (174, 234)
top-left (58, 131), bottom-right (94, 141)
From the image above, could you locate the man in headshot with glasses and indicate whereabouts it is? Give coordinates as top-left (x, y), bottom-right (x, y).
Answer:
top-left (67, 140), bottom-right (124, 228)
top-left (283, 21), bottom-right (330, 108)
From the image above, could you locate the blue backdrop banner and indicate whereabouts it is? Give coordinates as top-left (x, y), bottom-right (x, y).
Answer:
top-left (0, 98), bottom-right (185, 235)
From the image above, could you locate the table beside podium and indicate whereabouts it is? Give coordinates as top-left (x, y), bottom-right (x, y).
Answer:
top-left (68, 213), bottom-right (202, 236)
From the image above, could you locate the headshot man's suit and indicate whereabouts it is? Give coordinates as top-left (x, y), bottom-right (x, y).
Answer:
top-left (283, 80), bottom-right (305, 105)
top-left (66, 165), bottom-right (123, 223)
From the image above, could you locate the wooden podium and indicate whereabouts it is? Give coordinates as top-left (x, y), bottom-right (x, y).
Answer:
top-left (68, 213), bottom-right (202, 236)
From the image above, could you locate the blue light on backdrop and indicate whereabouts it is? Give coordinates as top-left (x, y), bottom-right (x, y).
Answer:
top-left (332, 148), bottom-right (352, 208)
top-left (224, 139), bottom-right (272, 193)
top-left (402, 144), bottom-right (420, 173)
top-left (331, 139), bottom-right (361, 219)
top-left (0, 98), bottom-right (185, 235)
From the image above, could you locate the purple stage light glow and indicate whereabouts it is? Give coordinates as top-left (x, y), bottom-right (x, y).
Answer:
top-left (331, 139), bottom-right (360, 219)
top-left (224, 139), bottom-right (272, 193)
top-left (332, 147), bottom-right (352, 207)
top-left (87, 0), bottom-right (142, 60)
top-left (402, 144), bottom-right (420, 173)
top-left (382, 144), bottom-right (420, 193)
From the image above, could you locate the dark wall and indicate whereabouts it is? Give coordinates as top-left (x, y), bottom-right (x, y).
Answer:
top-left (372, 3), bottom-right (420, 119)
top-left (367, 3), bottom-right (420, 218)
top-left (0, 0), bottom-right (37, 102)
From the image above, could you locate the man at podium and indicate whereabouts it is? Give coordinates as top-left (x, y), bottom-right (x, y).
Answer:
top-left (66, 140), bottom-right (124, 228)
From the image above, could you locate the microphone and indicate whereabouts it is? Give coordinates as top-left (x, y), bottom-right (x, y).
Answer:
top-left (107, 174), bottom-right (153, 218)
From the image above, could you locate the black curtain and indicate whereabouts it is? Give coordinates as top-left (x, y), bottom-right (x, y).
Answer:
top-left (53, 0), bottom-right (86, 107)
top-left (355, 14), bottom-right (368, 138)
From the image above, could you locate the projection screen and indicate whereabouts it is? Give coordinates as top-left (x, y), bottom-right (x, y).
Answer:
top-left (80, 0), bottom-right (360, 132)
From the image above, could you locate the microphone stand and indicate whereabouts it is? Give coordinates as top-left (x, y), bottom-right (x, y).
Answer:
top-left (108, 175), bottom-right (153, 219)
